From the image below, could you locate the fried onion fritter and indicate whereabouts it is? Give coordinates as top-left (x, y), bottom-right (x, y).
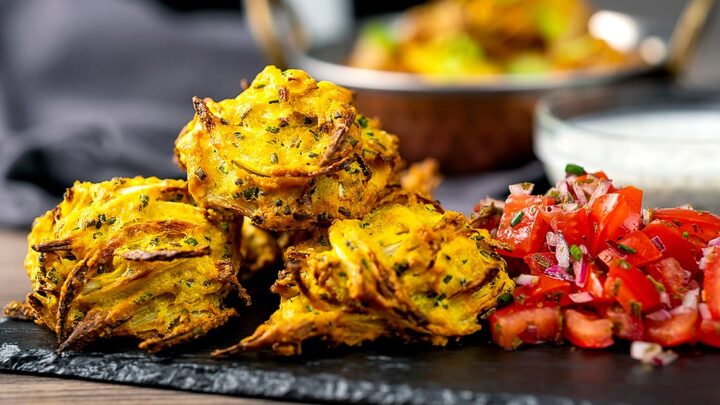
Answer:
top-left (4, 177), bottom-right (247, 352)
top-left (400, 158), bottom-right (442, 199)
top-left (214, 194), bottom-right (513, 356)
top-left (174, 66), bottom-right (402, 231)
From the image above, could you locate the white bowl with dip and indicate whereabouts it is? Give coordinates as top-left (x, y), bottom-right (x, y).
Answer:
top-left (535, 88), bottom-right (720, 211)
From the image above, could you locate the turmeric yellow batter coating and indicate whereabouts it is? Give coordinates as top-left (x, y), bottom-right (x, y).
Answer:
top-left (215, 193), bottom-right (513, 356)
top-left (5, 177), bottom-right (246, 352)
top-left (175, 66), bottom-right (401, 231)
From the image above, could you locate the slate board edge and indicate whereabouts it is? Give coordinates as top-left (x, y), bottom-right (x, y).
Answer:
top-left (0, 342), bottom-right (598, 405)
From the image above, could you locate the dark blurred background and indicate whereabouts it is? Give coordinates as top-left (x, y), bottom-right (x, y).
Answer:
top-left (0, 0), bottom-right (717, 228)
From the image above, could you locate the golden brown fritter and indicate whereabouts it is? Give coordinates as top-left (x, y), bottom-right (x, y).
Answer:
top-left (400, 158), bottom-right (442, 199)
top-left (174, 66), bottom-right (402, 231)
top-left (4, 177), bottom-right (247, 352)
top-left (240, 222), bottom-right (281, 275)
top-left (215, 193), bottom-right (513, 356)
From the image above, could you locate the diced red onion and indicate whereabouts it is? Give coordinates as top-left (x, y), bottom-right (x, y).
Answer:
top-left (652, 351), bottom-right (678, 367)
top-left (700, 246), bottom-right (718, 270)
top-left (699, 303), bottom-right (712, 321)
top-left (678, 204), bottom-right (694, 210)
top-left (682, 288), bottom-right (700, 310)
top-left (555, 179), bottom-right (569, 197)
top-left (546, 231), bottom-right (559, 247)
top-left (709, 236), bottom-right (720, 247)
top-left (569, 291), bottom-right (593, 303)
top-left (630, 341), bottom-right (678, 367)
top-left (646, 309), bottom-right (672, 322)
top-left (573, 257), bottom-right (588, 288)
top-left (561, 203), bottom-right (578, 212)
top-left (587, 180), bottom-right (611, 206)
top-left (631, 341), bottom-right (663, 363)
top-left (555, 234), bottom-right (570, 269)
top-left (516, 274), bottom-right (539, 287)
top-left (509, 182), bottom-right (534, 196)
top-left (660, 292), bottom-right (671, 307)
top-left (579, 244), bottom-right (588, 255)
top-left (688, 280), bottom-right (700, 291)
top-left (650, 236), bottom-right (666, 252)
top-left (544, 264), bottom-right (574, 282)
top-left (572, 182), bottom-right (588, 206)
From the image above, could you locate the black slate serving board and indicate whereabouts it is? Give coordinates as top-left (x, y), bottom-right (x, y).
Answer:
top-left (2, 274), bottom-right (720, 405)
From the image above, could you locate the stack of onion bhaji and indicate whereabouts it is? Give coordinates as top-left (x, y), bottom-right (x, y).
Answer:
top-left (6, 66), bottom-right (513, 355)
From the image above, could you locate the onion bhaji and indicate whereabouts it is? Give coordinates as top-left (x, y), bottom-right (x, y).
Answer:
top-left (175, 66), bottom-right (402, 231)
top-left (215, 193), bottom-right (514, 356)
top-left (4, 177), bottom-right (247, 352)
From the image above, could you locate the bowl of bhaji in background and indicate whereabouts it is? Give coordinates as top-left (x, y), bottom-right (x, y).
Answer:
top-left (242, 0), bottom-right (705, 173)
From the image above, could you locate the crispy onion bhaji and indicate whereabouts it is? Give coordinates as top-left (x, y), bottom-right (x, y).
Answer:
top-left (175, 66), bottom-right (402, 231)
top-left (215, 194), bottom-right (513, 356)
top-left (3, 177), bottom-right (248, 352)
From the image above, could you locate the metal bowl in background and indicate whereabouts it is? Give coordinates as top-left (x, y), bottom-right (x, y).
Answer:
top-left (243, 0), bottom-right (714, 174)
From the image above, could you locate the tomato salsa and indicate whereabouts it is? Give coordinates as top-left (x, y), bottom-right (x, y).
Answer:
top-left (476, 164), bottom-right (720, 358)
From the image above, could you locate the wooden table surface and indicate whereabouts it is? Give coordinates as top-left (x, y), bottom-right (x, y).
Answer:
top-left (0, 229), bottom-right (284, 404)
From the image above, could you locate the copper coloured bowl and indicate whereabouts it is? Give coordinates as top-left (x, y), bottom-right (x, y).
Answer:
top-left (243, 0), bottom-right (713, 174)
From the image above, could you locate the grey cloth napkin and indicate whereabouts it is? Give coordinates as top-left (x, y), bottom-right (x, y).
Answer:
top-left (0, 0), bottom-right (545, 229)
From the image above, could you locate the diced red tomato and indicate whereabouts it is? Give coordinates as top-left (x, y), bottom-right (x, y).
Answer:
top-left (588, 189), bottom-right (642, 256)
top-left (490, 304), bottom-right (562, 350)
top-left (597, 231), bottom-right (662, 268)
top-left (496, 195), bottom-right (554, 258)
top-left (605, 306), bottom-right (644, 340)
top-left (606, 261), bottom-right (662, 315)
top-left (583, 265), bottom-right (610, 302)
top-left (642, 220), bottom-right (704, 274)
top-left (562, 309), bottom-right (614, 349)
top-left (646, 258), bottom-right (690, 307)
top-left (644, 308), bottom-right (698, 347)
top-left (513, 274), bottom-right (572, 306)
top-left (653, 208), bottom-right (720, 243)
top-left (539, 207), bottom-right (590, 247)
top-left (702, 246), bottom-right (720, 319)
top-left (698, 319), bottom-right (720, 348)
top-left (523, 252), bottom-right (557, 275)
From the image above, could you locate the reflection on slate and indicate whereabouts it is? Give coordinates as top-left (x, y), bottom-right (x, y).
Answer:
top-left (1, 274), bottom-right (719, 405)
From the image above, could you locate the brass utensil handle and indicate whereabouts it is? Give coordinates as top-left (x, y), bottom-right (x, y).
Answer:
top-left (243, 0), bottom-right (307, 69)
top-left (666, 0), bottom-right (717, 77)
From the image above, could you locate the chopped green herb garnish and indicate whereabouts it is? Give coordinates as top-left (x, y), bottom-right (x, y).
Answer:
top-left (254, 83), bottom-right (266, 89)
top-left (307, 152), bottom-right (319, 158)
top-left (338, 207), bottom-right (351, 217)
top-left (347, 136), bottom-right (358, 147)
top-left (497, 292), bottom-right (514, 306)
top-left (618, 259), bottom-right (631, 269)
top-left (358, 116), bottom-right (368, 128)
top-left (265, 126), bottom-right (280, 134)
top-left (682, 231), bottom-right (690, 239)
top-left (565, 163), bottom-right (586, 176)
top-left (195, 167), bottom-right (207, 180)
top-left (617, 243), bottom-right (636, 254)
top-left (220, 118), bottom-right (229, 125)
top-left (570, 245), bottom-right (583, 262)
top-left (630, 301), bottom-right (642, 317)
top-left (510, 211), bottom-right (524, 227)
top-left (185, 237), bottom-right (198, 246)
top-left (140, 194), bottom-right (149, 207)
top-left (242, 187), bottom-right (260, 201)
top-left (268, 99), bottom-right (280, 104)
top-left (443, 275), bottom-right (453, 284)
